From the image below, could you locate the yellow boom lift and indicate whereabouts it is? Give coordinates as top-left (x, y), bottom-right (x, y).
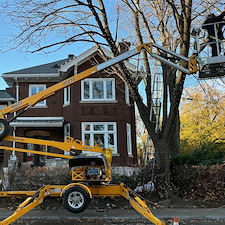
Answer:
top-left (0, 35), bottom-right (223, 224)
top-left (0, 135), bottom-right (164, 225)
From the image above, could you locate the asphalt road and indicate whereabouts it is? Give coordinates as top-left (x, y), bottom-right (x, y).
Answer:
top-left (10, 219), bottom-right (225, 225)
top-left (1, 207), bottom-right (225, 225)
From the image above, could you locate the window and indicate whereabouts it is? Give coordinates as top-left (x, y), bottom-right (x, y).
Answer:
top-left (81, 78), bottom-right (115, 101)
top-left (29, 84), bottom-right (46, 107)
top-left (127, 123), bottom-right (132, 156)
top-left (64, 87), bottom-right (70, 106)
top-left (64, 123), bottom-right (71, 155)
top-left (125, 84), bottom-right (130, 105)
top-left (82, 122), bottom-right (117, 154)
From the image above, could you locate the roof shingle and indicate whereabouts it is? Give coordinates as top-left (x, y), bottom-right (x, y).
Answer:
top-left (4, 58), bottom-right (71, 75)
top-left (0, 90), bottom-right (15, 100)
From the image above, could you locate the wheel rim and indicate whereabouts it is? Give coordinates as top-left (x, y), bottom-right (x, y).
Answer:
top-left (67, 191), bottom-right (85, 209)
top-left (0, 122), bottom-right (4, 135)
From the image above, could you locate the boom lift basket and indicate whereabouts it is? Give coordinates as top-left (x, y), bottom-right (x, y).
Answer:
top-left (192, 22), bottom-right (225, 79)
top-left (198, 56), bottom-right (225, 79)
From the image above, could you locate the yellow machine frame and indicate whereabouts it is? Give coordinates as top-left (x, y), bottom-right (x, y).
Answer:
top-left (0, 184), bottom-right (165, 225)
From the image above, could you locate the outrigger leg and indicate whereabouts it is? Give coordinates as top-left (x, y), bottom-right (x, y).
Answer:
top-left (0, 183), bottom-right (167, 225)
top-left (119, 183), bottom-right (166, 225)
top-left (0, 186), bottom-right (51, 225)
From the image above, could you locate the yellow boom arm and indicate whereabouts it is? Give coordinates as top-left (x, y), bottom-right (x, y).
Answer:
top-left (0, 43), bottom-right (153, 120)
top-left (0, 42), bottom-right (198, 140)
top-left (0, 135), bottom-right (112, 160)
top-left (0, 42), bottom-right (197, 121)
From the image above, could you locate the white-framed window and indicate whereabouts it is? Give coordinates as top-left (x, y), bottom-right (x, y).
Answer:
top-left (64, 123), bottom-right (71, 155)
top-left (81, 78), bottom-right (115, 102)
top-left (126, 123), bottom-right (132, 156)
top-left (29, 84), bottom-right (46, 107)
top-left (82, 122), bottom-right (118, 154)
top-left (125, 84), bottom-right (130, 105)
top-left (64, 86), bottom-right (70, 106)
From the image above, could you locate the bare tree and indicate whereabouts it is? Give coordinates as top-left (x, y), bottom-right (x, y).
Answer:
top-left (120, 0), bottom-right (224, 177)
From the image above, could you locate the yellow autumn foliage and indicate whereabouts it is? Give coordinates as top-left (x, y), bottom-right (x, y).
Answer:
top-left (180, 84), bottom-right (225, 152)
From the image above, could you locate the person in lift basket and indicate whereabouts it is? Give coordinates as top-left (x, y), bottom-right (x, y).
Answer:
top-left (202, 9), bottom-right (225, 56)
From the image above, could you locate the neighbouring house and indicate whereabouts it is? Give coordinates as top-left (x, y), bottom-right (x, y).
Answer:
top-left (0, 90), bottom-right (15, 169)
top-left (0, 44), bottom-right (138, 174)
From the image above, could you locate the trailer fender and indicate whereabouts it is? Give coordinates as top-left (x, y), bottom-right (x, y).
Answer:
top-left (60, 183), bottom-right (92, 199)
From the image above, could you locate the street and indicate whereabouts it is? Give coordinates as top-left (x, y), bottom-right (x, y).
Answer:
top-left (1, 207), bottom-right (225, 225)
top-left (10, 219), bottom-right (225, 225)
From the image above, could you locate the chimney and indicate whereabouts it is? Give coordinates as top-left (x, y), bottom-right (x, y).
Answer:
top-left (117, 41), bottom-right (131, 54)
top-left (68, 54), bottom-right (74, 59)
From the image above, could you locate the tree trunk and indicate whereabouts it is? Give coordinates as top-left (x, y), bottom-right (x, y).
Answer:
top-left (154, 138), bottom-right (171, 172)
top-left (169, 112), bottom-right (180, 155)
top-left (154, 138), bottom-right (174, 198)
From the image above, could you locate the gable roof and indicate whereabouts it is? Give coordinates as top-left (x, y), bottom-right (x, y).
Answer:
top-left (0, 90), bottom-right (15, 101)
top-left (1, 56), bottom-right (75, 87)
top-left (60, 46), bottom-right (136, 74)
top-left (3, 58), bottom-right (72, 76)
top-left (2, 45), bottom-right (136, 84)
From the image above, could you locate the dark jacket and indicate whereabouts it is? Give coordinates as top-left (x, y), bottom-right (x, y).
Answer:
top-left (202, 11), bottom-right (225, 40)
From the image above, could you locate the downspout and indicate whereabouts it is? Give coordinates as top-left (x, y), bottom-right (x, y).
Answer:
top-left (74, 64), bottom-right (77, 75)
top-left (10, 77), bottom-right (19, 160)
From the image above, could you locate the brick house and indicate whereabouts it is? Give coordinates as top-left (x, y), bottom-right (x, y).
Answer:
top-left (1, 45), bottom-right (138, 171)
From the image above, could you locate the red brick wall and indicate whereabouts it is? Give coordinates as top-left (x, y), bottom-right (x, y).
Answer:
top-left (63, 59), bottom-right (137, 166)
top-left (14, 82), bottom-right (63, 117)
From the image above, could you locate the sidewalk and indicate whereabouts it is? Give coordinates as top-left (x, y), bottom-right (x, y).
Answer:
top-left (1, 207), bottom-right (225, 221)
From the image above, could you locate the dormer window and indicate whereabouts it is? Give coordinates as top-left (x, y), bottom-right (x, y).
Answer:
top-left (81, 78), bottom-right (115, 102)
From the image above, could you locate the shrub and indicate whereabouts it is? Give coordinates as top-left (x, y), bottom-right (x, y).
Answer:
top-left (172, 142), bottom-right (225, 166)
top-left (7, 166), bottom-right (71, 191)
top-left (172, 164), bottom-right (225, 201)
top-left (4, 162), bottom-right (225, 203)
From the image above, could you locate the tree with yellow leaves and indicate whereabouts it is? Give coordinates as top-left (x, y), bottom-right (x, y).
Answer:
top-left (180, 84), bottom-right (225, 153)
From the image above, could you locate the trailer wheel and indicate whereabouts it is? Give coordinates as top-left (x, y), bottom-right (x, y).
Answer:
top-left (63, 186), bottom-right (90, 213)
top-left (0, 119), bottom-right (9, 140)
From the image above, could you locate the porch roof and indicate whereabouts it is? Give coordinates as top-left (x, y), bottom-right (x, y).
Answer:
top-left (9, 117), bottom-right (64, 127)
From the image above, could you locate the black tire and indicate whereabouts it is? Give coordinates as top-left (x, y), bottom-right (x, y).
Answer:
top-left (63, 186), bottom-right (90, 213)
top-left (0, 119), bottom-right (9, 139)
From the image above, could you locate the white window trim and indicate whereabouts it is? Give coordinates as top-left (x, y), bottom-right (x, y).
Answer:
top-left (63, 86), bottom-right (71, 107)
top-left (29, 84), bottom-right (47, 107)
top-left (127, 123), bottom-right (133, 156)
top-left (125, 84), bottom-right (130, 105)
top-left (64, 123), bottom-right (71, 155)
top-left (82, 122), bottom-right (118, 155)
top-left (81, 78), bottom-right (116, 102)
